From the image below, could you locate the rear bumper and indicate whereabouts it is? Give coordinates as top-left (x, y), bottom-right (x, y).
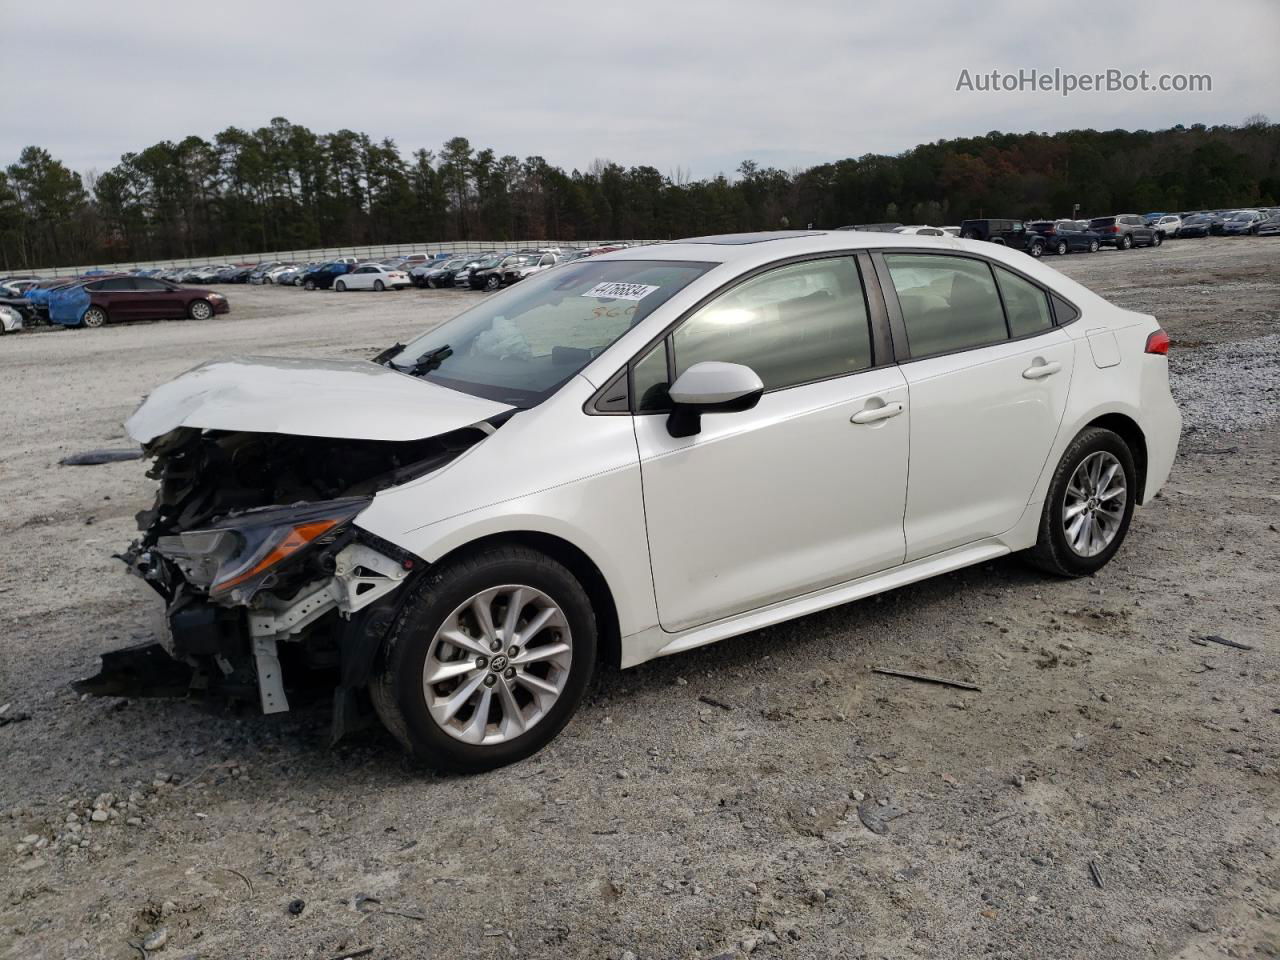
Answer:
top-left (1139, 358), bottom-right (1182, 502)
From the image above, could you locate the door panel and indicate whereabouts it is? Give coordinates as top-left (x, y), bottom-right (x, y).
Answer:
top-left (637, 367), bottom-right (910, 632)
top-left (900, 330), bottom-right (1074, 560)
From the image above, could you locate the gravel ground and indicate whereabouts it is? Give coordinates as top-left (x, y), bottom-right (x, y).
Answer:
top-left (1, 238), bottom-right (1278, 960)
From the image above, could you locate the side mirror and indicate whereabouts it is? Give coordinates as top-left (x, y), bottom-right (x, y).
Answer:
top-left (666, 362), bottom-right (764, 438)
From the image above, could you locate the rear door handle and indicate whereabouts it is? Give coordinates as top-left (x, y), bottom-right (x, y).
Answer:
top-left (850, 401), bottom-right (904, 424)
top-left (1022, 361), bottom-right (1062, 380)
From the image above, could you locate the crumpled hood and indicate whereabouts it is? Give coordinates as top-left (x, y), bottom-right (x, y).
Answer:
top-left (125, 355), bottom-right (514, 444)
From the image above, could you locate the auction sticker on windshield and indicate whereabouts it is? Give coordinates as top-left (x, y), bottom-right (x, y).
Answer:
top-left (582, 282), bottom-right (659, 301)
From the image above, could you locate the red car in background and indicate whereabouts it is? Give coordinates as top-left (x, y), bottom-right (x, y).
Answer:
top-left (78, 276), bottom-right (230, 327)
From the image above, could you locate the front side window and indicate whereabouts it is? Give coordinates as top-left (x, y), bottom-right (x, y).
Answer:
top-left (884, 253), bottom-right (1007, 357)
top-left (671, 257), bottom-right (873, 392)
top-left (994, 266), bottom-right (1053, 338)
top-left (391, 259), bottom-right (713, 406)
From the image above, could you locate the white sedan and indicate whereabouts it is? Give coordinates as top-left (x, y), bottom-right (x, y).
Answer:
top-left (96, 231), bottom-right (1180, 773)
top-left (0, 304), bottom-right (23, 334)
top-left (335, 263), bottom-right (411, 291)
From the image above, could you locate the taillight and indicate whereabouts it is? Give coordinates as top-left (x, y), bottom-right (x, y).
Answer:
top-left (1112, 225), bottom-right (1121, 233)
top-left (1145, 329), bottom-right (1170, 355)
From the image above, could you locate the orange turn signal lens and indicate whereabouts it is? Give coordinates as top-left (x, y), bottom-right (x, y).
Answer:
top-left (211, 517), bottom-right (342, 594)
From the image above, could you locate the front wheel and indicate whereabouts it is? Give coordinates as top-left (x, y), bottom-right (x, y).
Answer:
top-left (484, 274), bottom-right (501, 291)
top-left (371, 545), bottom-right (598, 772)
top-left (1028, 242), bottom-right (1044, 258)
top-left (1152, 233), bottom-right (1163, 247)
top-left (1024, 427), bottom-right (1136, 577)
top-left (335, 280), bottom-right (347, 292)
top-left (188, 299), bottom-right (213, 320)
top-left (1055, 240), bottom-right (1068, 256)
top-left (304, 279), bottom-right (316, 291)
top-left (1088, 239), bottom-right (1100, 253)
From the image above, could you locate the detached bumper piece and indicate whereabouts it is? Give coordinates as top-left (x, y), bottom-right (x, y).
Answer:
top-left (72, 642), bottom-right (194, 698)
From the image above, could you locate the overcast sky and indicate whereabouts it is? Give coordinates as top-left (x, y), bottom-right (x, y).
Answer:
top-left (10, 0), bottom-right (1279, 181)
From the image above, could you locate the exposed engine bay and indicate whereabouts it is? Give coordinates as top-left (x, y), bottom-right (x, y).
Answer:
top-left (77, 423), bottom-right (492, 738)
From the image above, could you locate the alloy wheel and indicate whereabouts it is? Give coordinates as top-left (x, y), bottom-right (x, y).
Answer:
top-left (422, 585), bottom-right (573, 745)
top-left (1062, 451), bottom-right (1127, 557)
top-left (189, 300), bottom-right (213, 320)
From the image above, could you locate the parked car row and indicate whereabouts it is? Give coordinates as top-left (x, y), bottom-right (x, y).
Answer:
top-left (1146, 207), bottom-right (1280, 238)
top-left (238, 244), bottom-right (633, 295)
top-left (953, 206), bottom-right (1277, 258)
top-left (0, 271), bottom-right (229, 331)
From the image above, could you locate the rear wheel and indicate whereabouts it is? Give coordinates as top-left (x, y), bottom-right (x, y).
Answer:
top-left (1025, 427), bottom-right (1136, 577)
top-left (374, 279), bottom-right (385, 292)
top-left (188, 299), bottom-right (213, 320)
top-left (1120, 234), bottom-right (1133, 250)
top-left (371, 545), bottom-right (597, 772)
top-left (1028, 241), bottom-right (1044, 258)
top-left (82, 306), bottom-right (108, 328)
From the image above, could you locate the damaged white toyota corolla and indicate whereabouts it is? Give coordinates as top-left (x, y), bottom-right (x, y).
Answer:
top-left (82, 231), bottom-right (1180, 772)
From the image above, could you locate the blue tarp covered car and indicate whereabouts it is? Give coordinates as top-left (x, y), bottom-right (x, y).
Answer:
top-left (48, 283), bottom-right (92, 326)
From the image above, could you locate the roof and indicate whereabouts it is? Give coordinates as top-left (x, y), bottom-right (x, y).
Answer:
top-left (599, 229), bottom-right (971, 265)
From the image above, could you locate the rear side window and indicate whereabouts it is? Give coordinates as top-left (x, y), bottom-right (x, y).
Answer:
top-left (1089, 217), bottom-right (1115, 229)
top-left (994, 266), bottom-right (1053, 337)
top-left (883, 254), bottom-right (1007, 357)
top-left (671, 257), bottom-right (873, 391)
top-left (96, 278), bottom-right (134, 291)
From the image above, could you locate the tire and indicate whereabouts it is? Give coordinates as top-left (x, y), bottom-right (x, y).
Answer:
top-left (188, 299), bottom-right (213, 321)
top-left (425, 278), bottom-right (436, 289)
top-left (304, 279), bottom-right (316, 291)
top-left (374, 280), bottom-right (385, 292)
top-left (1028, 242), bottom-right (1044, 258)
top-left (1152, 232), bottom-right (1163, 247)
top-left (484, 274), bottom-right (501, 291)
top-left (1088, 240), bottom-right (1100, 253)
top-left (1024, 427), bottom-right (1137, 577)
top-left (82, 306), bottom-right (108, 328)
top-left (1055, 240), bottom-right (1068, 256)
top-left (371, 545), bottom-right (597, 773)
top-left (335, 280), bottom-right (347, 292)
top-left (1120, 234), bottom-right (1133, 250)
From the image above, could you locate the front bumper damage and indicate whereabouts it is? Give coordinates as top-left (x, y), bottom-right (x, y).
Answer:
top-left (76, 531), bottom-right (415, 740)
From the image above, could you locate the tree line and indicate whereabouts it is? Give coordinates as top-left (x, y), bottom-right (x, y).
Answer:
top-left (1, 116), bottom-right (1276, 270)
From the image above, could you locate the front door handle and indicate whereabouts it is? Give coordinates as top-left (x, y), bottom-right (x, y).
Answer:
top-left (1022, 361), bottom-right (1062, 380)
top-left (850, 401), bottom-right (904, 424)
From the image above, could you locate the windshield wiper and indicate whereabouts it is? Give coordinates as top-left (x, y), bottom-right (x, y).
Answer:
top-left (371, 342), bottom-right (405, 365)
top-left (407, 345), bottom-right (453, 376)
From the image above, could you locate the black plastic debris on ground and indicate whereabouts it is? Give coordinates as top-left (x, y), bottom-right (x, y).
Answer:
top-left (60, 448), bottom-right (143, 466)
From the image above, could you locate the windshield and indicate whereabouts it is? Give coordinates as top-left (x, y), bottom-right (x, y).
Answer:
top-left (390, 258), bottom-right (714, 405)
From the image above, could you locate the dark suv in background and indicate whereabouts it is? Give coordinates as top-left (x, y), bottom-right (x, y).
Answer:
top-left (1027, 220), bottom-right (1103, 254)
top-left (958, 218), bottom-right (1056, 257)
top-left (1087, 214), bottom-right (1163, 249)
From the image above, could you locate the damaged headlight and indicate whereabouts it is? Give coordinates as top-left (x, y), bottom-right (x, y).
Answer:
top-left (156, 497), bottom-right (370, 603)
